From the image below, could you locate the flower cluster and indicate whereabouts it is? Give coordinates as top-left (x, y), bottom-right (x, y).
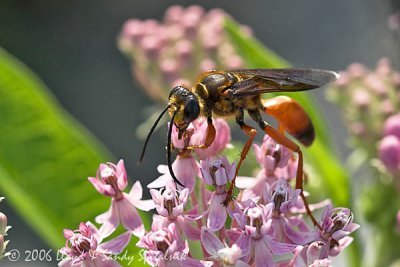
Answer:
top-left (327, 58), bottom-right (399, 145)
top-left (327, 58), bottom-right (400, 166)
top-left (327, 58), bottom-right (400, 265)
top-left (118, 5), bottom-right (249, 102)
top-left (0, 197), bottom-right (10, 260)
top-left (58, 160), bottom-right (154, 267)
top-left (379, 113), bottom-right (400, 176)
top-left (58, 117), bottom-right (359, 266)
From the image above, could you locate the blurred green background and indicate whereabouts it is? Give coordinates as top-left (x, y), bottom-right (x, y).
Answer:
top-left (0, 0), bottom-right (398, 266)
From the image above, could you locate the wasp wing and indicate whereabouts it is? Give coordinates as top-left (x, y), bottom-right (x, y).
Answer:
top-left (229, 68), bottom-right (339, 96)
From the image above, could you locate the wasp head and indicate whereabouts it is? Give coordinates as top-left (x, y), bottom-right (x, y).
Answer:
top-left (168, 86), bottom-right (200, 139)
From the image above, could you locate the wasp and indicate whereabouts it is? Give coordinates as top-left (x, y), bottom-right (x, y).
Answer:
top-left (140, 68), bottom-right (338, 227)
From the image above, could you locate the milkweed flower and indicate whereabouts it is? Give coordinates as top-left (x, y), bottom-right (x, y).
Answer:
top-left (200, 156), bottom-right (238, 231)
top-left (239, 135), bottom-right (297, 201)
top-left (58, 222), bottom-right (131, 267)
top-left (88, 160), bottom-right (155, 237)
top-left (315, 203), bottom-right (360, 257)
top-left (148, 117), bottom-right (231, 192)
top-left (263, 179), bottom-right (316, 245)
top-left (229, 203), bottom-right (297, 266)
top-left (327, 58), bottom-right (400, 154)
top-left (150, 185), bottom-right (202, 240)
top-left (201, 226), bottom-right (250, 267)
top-left (118, 5), bottom-right (249, 102)
top-left (136, 223), bottom-right (206, 267)
top-left (277, 241), bottom-right (333, 267)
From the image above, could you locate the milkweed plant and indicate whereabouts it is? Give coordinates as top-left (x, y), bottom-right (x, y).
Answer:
top-left (54, 5), bottom-right (364, 267)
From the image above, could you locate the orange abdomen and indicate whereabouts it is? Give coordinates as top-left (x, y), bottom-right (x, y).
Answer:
top-left (262, 96), bottom-right (315, 146)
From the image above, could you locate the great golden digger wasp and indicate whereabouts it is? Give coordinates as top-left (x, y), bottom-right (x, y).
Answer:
top-left (139, 68), bottom-right (338, 228)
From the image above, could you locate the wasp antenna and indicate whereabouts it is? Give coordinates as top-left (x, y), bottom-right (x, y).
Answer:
top-left (167, 110), bottom-right (185, 188)
top-left (138, 105), bottom-right (170, 164)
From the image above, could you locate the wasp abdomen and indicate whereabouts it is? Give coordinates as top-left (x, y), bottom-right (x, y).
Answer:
top-left (261, 96), bottom-right (315, 146)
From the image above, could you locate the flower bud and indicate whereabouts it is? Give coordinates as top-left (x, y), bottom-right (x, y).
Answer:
top-left (351, 88), bottom-right (370, 110)
top-left (384, 113), bottom-right (400, 139)
top-left (0, 212), bottom-right (7, 236)
top-left (164, 5), bottom-right (184, 24)
top-left (348, 63), bottom-right (367, 78)
top-left (378, 135), bottom-right (400, 174)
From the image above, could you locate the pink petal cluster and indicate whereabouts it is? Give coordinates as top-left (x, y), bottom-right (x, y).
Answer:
top-left (148, 117), bottom-right (230, 192)
top-left (88, 160), bottom-right (155, 237)
top-left (59, 222), bottom-right (131, 267)
top-left (59, 112), bottom-right (358, 266)
top-left (136, 223), bottom-right (206, 267)
top-left (118, 5), bottom-right (249, 102)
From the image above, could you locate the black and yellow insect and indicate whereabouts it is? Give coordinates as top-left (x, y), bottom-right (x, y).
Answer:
top-left (140, 68), bottom-right (338, 227)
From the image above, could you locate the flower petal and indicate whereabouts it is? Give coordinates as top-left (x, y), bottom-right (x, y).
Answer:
top-left (254, 239), bottom-right (274, 267)
top-left (200, 227), bottom-right (224, 256)
top-left (177, 217), bottom-right (200, 240)
top-left (118, 198), bottom-right (145, 237)
top-left (98, 200), bottom-right (120, 238)
top-left (88, 177), bottom-right (106, 195)
top-left (93, 254), bottom-right (122, 267)
top-left (133, 199), bottom-right (156, 211)
top-left (116, 159), bottom-right (128, 190)
top-left (63, 229), bottom-right (74, 239)
top-left (128, 181), bottom-right (143, 201)
top-left (98, 232), bottom-right (131, 255)
top-left (266, 237), bottom-right (297, 255)
top-left (148, 173), bottom-right (171, 188)
top-left (235, 233), bottom-right (251, 260)
top-left (207, 194), bottom-right (227, 231)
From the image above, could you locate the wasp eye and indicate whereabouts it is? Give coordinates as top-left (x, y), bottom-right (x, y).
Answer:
top-left (183, 98), bottom-right (200, 123)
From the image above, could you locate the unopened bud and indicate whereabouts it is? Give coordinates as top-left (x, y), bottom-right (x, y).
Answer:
top-left (378, 135), bottom-right (400, 174)
top-left (384, 114), bottom-right (400, 139)
top-left (351, 88), bottom-right (370, 110)
top-left (348, 63), bottom-right (367, 78)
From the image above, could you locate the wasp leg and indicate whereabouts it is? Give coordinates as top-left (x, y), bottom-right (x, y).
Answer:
top-left (185, 117), bottom-right (216, 150)
top-left (223, 109), bottom-right (257, 206)
top-left (249, 108), bottom-right (321, 229)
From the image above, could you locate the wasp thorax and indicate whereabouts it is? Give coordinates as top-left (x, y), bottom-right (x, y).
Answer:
top-left (169, 86), bottom-right (200, 135)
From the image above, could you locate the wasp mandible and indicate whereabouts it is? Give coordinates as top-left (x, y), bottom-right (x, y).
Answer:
top-left (140, 68), bottom-right (338, 227)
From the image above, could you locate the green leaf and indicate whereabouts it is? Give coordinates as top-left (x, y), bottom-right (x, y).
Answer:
top-left (224, 18), bottom-right (350, 207)
top-left (0, 47), bottom-right (148, 265)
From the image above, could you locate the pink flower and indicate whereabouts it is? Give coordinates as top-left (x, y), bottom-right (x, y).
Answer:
top-left (378, 135), bottom-right (400, 174)
top-left (89, 160), bottom-right (128, 198)
top-left (148, 157), bottom-right (200, 192)
top-left (262, 179), bottom-right (316, 245)
top-left (190, 118), bottom-right (231, 160)
top-left (383, 113), bottom-right (400, 139)
top-left (200, 156), bottom-right (238, 231)
top-left (201, 227), bottom-right (250, 267)
top-left (88, 160), bottom-right (155, 237)
top-left (136, 223), bottom-right (206, 267)
top-left (58, 222), bottom-right (131, 267)
top-left (277, 241), bottom-right (332, 267)
top-left (230, 204), bottom-right (297, 266)
top-left (264, 179), bottom-right (301, 215)
top-left (170, 117), bottom-right (230, 159)
top-left (238, 135), bottom-right (297, 201)
top-left (150, 186), bottom-right (202, 240)
top-left (254, 135), bottom-right (292, 177)
top-left (317, 203), bottom-right (360, 256)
